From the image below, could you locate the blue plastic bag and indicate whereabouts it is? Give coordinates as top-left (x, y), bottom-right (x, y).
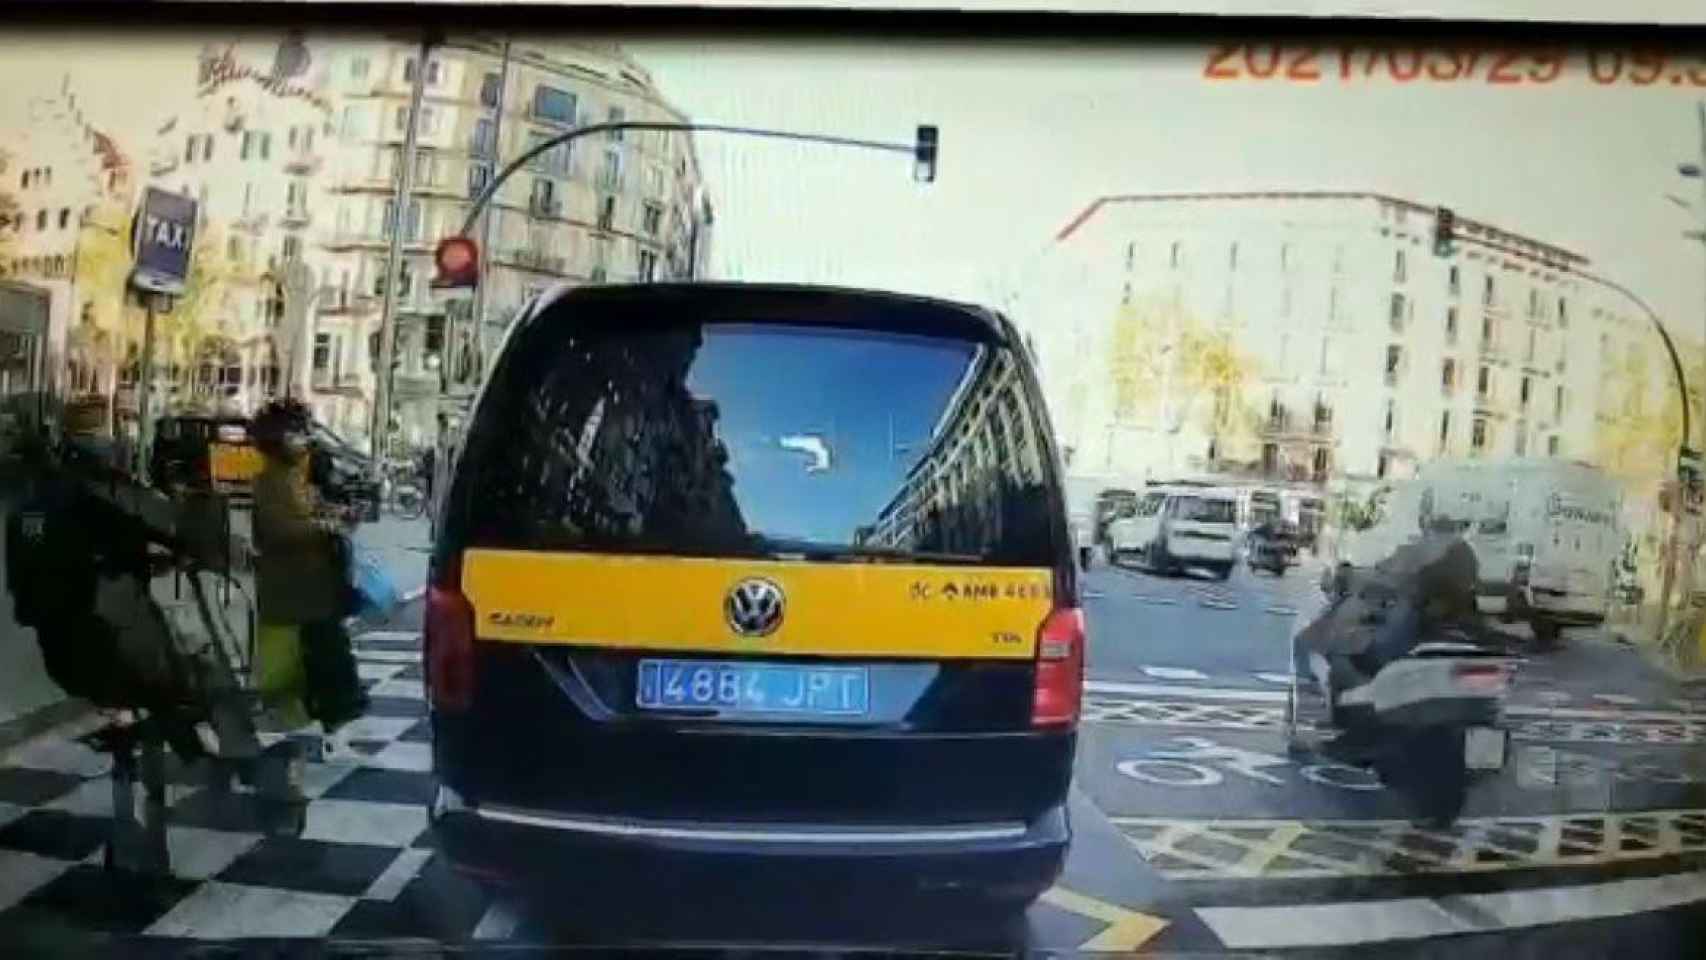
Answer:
top-left (350, 546), bottom-right (400, 618)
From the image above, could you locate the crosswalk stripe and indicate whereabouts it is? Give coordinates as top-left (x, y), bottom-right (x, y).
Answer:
top-left (1195, 870), bottom-right (1706, 949)
top-left (1084, 680), bottom-right (1286, 703)
top-left (1141, 666), bottom-right (1209, 682)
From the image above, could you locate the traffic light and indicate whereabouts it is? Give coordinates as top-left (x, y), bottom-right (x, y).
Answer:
top-left (432, 235), bottom-right (480, 289)
top-left (1433, 206), bottom-right (1456, 257)
top-left (914, 125), bottom-right (938, 184)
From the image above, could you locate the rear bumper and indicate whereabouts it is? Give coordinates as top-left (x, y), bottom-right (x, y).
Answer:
top-left (1494, 580), bottom-right (1607, 625)
top-left (432, 791), bottom-right (1069, 899)
top-left (1169, 540), bottom-right (1234, 563)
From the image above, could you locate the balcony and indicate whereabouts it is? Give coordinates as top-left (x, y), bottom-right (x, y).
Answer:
top-left (149, 155), bottom-right (178, 177)
top-left (529, 196), bottom-right (562, 219)
top-left (325, 232), bottom-right (386, 251)
top-left (284, 149), bottom-right (321, 175)
top-left (1479, 338), bottom-right (1506, 363)
top-left (233, 212), bottom-right (269, 235)
top-left (498, 248), bottom-right (568, 275)
top-left (281, 208), bottom-right (311, 228)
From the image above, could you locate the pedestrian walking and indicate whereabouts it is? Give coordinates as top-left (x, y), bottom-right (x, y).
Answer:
top-left (250, 400), bottom-right (367, 759)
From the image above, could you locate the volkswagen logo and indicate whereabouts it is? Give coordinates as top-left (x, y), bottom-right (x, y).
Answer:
top-left (725, 577), bottom-right (785, 637)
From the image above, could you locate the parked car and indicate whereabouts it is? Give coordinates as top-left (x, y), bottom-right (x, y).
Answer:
top-left (425, 284), bottom-right (1082, 912)
top-left (1107, 486), bottom-right (1239, 579)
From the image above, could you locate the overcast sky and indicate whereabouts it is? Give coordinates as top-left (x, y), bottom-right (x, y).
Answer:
top-left (4, 30), bottom-right (1702, 346)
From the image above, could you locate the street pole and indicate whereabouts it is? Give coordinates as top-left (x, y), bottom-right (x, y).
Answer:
top-left (136, 293), bottom-right (157, 483)
top-left (370, 32), bottom-right (433, 470)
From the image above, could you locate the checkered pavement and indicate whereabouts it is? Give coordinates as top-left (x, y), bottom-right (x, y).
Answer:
top-left (0, 629), bottom-right (506, 942)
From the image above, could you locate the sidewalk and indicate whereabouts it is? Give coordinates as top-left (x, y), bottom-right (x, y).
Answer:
top-left (351, 514), bottom-right (431, 603)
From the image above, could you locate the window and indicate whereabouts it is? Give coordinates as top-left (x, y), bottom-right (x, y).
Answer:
top-left (35, 210), bottom-right (45, 231)
top-left (226, 235), bottom-right (241, 261)
top-left (419, 106), bottom-right (439, 135)
top-left (530, 177), bottom-right (556, 215)
top-left (1481, 314), bottom-right (1494, 345)
top-left (533, 85), bottom-right (577, 123)
top-left (381, 199), bottom-right (396, 237)
top-left (638, 249), bottom-right (657, 282)
top-left (56, 208), bottom-right (69, 230)
top-left (349, 56), bottom-right (369, 81)
top-left (1477, 365), bottom-right (1491, 398)
top-left (414, 148), bottom-right (435, 186)
top-left (240, 130), bottom-right (254, 160)
top-left (1311, 447), bottom-right (1329, 480)
top-left (1448, 265), bottom-right (1460, 296)
top-left (526, 131), bottom-right (570, 176)
top-left (1280, 242), bottom-right (1290, 270)
top-left (341, 105), bottom-right (359, 140)
top-left (1525, 327), bottom-right (1536, 362)
top-left (1445, 306), bottom-right (1459, 341)
top-left (1169, 241), bottom-right (1180, 269)
top-left (1483, 274), bottom-right (1495, 305)
top-left (1389, 292), bottom-right (1406, 329)
top-left (1383, 400), bottom-right (1396, 438)
top-left (1393, 249), bottom-right (1406, 282)
top-left (608, 105), bottom-right (625, 140)
top-left (404, 198), bottom-right (422, 241)
top-left (398, 262), bottom-right (415, 299)
top-left (282, 235), bottom-right (301, 261)
top-left (1385, 344), bottom-right (1402, 383)
top-left (472, 118), bottom-right (496, 158)
top-left (1472, 417), bottom-right (1488, 451)
top-left (395, 106), bottom-right (409, 132)
top-left (425, 59), bottom-right (441, 86)
top-left (1558, 297), bottom-right (1569, 328)
top-left (468, 162), bottom-right (491, 198)
top-left (185, 135), bottom-right (196, 163)
top-left (598, 147), bottom-right (623, 191)
top-left (1528, 287), bottom-right (1540, 317)
top-left (313, 333), bottom-right (331, 371)
top-left (1520, 375), bottom-right (1532, 407)
top-left (1554, 384), bottom-right (1565, 420)
top-left (1229, 242), bottom-right (1239, 269)
top-left (258, 132), bottom-right (270, 161)
top-left (403, 57), bottom-right (417, 83)
top-left (1547, 435), bottom-right (1560, 456)
top-left (1439, 411), bottom-right (1452, 451)
top-left (1377, 452), bottom-right (1391, 479)
top-left (286, 180), bottom-right (306, 213)
top-left (479, 71), bottom-right (501, 107)
top-left (642, 202), bottom-right (662, 236)
top-left (1442, 358), bottom-right (1456, 391)
top-left (597, 195), bottom-right (616, 231)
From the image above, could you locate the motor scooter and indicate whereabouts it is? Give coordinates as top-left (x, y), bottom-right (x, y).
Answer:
top-left (1285, 542), bottom-right (1517, 826)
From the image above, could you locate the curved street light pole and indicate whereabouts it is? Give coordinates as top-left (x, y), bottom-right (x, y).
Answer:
top-left (1575, 270), bottom-right (1696, 652)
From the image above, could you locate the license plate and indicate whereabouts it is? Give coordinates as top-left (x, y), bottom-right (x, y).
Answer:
top-left (1465, 726), bottom-right (1508, 771)
top-left (636, 659), bottom-right (870, 716)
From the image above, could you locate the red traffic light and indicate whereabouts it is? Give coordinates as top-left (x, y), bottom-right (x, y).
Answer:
top-left (433, 235), bottom-right (480, 289)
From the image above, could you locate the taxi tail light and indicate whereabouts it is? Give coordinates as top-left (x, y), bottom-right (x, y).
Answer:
top-left (1032, 606), bottom-right (1085, 728)
top-left (425, 564), bottom-right (476, 713)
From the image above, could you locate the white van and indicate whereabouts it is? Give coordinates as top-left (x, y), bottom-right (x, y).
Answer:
top-left (1107, 486), bottom-right (1239, 579)
top-left (1343, 458), bottom-right (1621, 644)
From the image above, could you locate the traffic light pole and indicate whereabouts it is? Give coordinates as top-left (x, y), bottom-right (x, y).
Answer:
top-left (456, 121), bottom-right (934, 237)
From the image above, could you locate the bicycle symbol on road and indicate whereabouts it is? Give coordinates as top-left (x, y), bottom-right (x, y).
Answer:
top-left (1115, 736), bottom-right (1383, 792)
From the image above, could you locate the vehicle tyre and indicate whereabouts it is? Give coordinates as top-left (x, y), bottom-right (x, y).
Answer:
top-left (1213, 562), bottom-right (1233, 581)
top-left (1393, 727), bottom-right (1468, 828)
top-left (1079, 546), bottom-right (1093, 570)
top-left (1150, 540), bottom-right (1173, 576)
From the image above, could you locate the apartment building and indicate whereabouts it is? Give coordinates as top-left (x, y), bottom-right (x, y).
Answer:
top-left (1021, 192), bottom-right (1673, 495)
top-left (318, 36), bottom-right (713, 447)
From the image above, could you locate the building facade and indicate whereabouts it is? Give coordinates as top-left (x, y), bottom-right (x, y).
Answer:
top-left (13, 33), bottom-right (719, 451)
top-left (0, 79), bottom-right (134, 417)
top-left (1021, 192), bottom-right (1677, 505)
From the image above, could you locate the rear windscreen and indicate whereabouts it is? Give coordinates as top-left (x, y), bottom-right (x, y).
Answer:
top-left (460, 321), bottom-right (1058, 566)
top-left (1176, 497), bottom-right (1236, 523)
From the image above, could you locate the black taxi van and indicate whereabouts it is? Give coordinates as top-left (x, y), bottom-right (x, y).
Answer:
top-left (424, 284), bottom-right (1083, 909)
